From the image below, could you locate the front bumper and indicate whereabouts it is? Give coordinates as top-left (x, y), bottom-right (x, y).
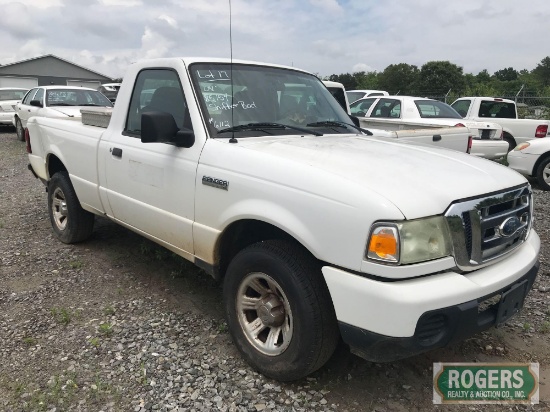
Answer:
top-left (322, 230), bottom-right (540, 362)
top-left (507, 151), bottom-right (539, 177)
top-left (0, 112), bottom-right (15, 125)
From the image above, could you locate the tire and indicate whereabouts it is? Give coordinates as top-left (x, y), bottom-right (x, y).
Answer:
top-left (504, 135), bottom-right (516, 152)
top-left (536, 156), bottom-right (550, 191)
top-left (15, 118), bottom-right (24, 142)
top-left (47, 172), bottom-right (95, 243)
top-left (223, 240), bottom-right (339, 381)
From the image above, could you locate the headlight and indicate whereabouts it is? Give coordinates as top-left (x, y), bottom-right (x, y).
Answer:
top-left (514, 142), bottom-right (530, 151)
top-left (366, 216), bottom-right (451, 265)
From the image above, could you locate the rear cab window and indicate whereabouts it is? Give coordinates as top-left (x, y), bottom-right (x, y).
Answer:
top-left (479, 100), bottom-right (516, 118)
top-left (415, 100), bottom-right (462, 119)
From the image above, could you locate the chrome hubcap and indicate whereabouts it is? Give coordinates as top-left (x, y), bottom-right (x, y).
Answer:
top-left (543, 164), bottom-right (550, 185)
top-left (236, 272), bottom-right (292, 356)
top-left (52, 187), bottom-right (68, 230)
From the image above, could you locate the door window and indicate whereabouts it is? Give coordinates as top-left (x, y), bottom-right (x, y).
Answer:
top-left (451, 100), bottom-right (471, 117)
top-left (125, 69), bottom-right (191, 136)
top-left (33, 88), bottom-right (44, 106)
top-left (350, 98), bottom-right (376, 116)
top-left (371, 98), bottom-right (401, 118)
top-left (22, 88), bottom-right (38, 105)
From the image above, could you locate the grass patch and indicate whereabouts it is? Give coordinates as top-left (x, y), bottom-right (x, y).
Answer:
top-left (69, 260), bottom-right (84, 269)
top-left (88, 337), bottom-right (100, 347)
top-left (22, 337), bottom-right (37, 346)
top-left (216, 320), bottom-right (228, 333)
top-left (540, 321), bottom-right (550, 334)
top-left (140, 362), bottom-right (147, 385)
top-left (139, 239), bottom-right (172, 261)
top-left (6, 373), bottom-right (79, 411)
top-left (103, 305), bottom-right (116, 316)
top-left (98, 323), bottom-right (113, 336)
top-left (51, 307), bottom-right (72, 326)
top-left (90, 373), bottom-right (120, 403)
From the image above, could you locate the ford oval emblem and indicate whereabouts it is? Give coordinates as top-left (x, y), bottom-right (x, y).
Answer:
top-left (500, 216), bottom-right (521, 237)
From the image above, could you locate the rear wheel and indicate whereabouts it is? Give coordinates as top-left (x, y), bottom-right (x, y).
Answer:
top-left (223, 240), bottom-right (339, 381)
top-left (536, 156), bottom-right (550, 191)
top-left (48, 172), bottom-right (95, 243)
top-left (15, 118), bottom-right (24, 141)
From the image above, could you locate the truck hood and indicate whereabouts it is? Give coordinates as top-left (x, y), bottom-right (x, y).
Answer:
top-left (236, 135), bottom-right (526, 219)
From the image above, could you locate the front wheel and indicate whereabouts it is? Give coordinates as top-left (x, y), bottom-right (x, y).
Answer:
top-left (223, 240), bottom-right (339, 381)
top-left (15, 118), bottom-right (24, 141)
top-left (536, 156), bottom-right (550, 191)
top-left (48, 172), bottom-right (95, 243)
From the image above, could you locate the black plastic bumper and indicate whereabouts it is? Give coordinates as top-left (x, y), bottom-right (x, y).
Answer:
top-left (339, 260), bottom-right (539, 363)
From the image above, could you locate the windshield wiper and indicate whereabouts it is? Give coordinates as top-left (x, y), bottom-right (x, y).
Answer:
top-left (49, 103), bottom-right (73, 107)
top-left (306, 120), bottom-right (373, 136)
top-left (217, 122), bottom-right (323, 136)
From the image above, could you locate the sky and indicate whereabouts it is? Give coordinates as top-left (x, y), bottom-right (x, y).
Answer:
top-left (0, 0), bottom-right (548, 80)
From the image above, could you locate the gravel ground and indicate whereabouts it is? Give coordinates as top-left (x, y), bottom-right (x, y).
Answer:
top-left (1, 128), bottom-right (550, 411)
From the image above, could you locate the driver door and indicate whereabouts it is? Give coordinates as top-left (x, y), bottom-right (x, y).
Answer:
top-left (100, 68), bottom-right (199, 255)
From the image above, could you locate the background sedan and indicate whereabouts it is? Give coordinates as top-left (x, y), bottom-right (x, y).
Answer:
top-left (14, 86), bottom-right (113, 141)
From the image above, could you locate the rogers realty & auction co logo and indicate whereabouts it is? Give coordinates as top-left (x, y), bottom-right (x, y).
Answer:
top-left (433, 363), bottom-right (539, 404)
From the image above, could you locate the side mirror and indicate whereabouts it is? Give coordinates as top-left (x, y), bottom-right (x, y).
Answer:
top-left (141, 111), bottom-right (195, 148)
top-left (30, 100), bottom-right (43, 108)
top-left (349, 115), bottom-right (360, 128)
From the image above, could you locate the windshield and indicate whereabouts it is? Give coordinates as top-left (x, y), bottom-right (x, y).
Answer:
top-left (415, 100), bottom-right (462, 119)
top-left (0, 89), bottom-right (28, 101)
top-left (190, 63), bottom-right (355, 137)
top-left (46, 89), bottom-right (113, 107)
top-left (346, 91), bottom-right (365, 104)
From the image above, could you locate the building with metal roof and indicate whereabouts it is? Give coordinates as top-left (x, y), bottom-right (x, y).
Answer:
top-left (0, 54), bottom-right (113, 89)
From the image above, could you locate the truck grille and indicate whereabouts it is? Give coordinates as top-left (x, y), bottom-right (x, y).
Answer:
top-left (444, 185), bottom-right (532, 271)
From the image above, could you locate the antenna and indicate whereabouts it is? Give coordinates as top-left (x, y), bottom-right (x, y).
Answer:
top-left (228, 0), bottom-right (237, 143)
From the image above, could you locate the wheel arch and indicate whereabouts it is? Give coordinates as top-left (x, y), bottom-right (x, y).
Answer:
top-left (532, 151), bottom-right (550, 177)
top-left (46, 153), bottom-right (68, 180)
top-left (502, 130), bottom-right (515, 141)
top-left (213, 219), bottom-right (320, 281)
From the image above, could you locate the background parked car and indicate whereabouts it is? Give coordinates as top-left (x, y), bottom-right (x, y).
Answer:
top-left (0, 88), bottom-right (28, 129)
top-left (97, 83), bottom-right (122, 103)
top-left (350, 96), bottom-right (508, 160)
top-left (507, 138), bottom-right (550, 190)
top-left (14, 86), bottom-right (113, 141)
top-left (451, 97), bottom-right (550, 151)
top-left (322, 80), bottom-right (350, 114)
top-left (346, 89), bottom-right (388, 104)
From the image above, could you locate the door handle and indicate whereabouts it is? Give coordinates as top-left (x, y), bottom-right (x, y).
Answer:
top-left (433, 134), bottom-right (442, 142)
top-left (111, 147), bottom-right (123, 158)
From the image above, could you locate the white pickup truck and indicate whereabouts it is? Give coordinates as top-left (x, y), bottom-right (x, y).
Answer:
top-left (25, 57), bottom-right (540, 382)
top-left (451, 97), bottom-right (550, 151)
top-left (350, 95), bottom-right (508, 160)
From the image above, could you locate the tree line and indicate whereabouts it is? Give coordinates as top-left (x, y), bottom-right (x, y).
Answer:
top-left (326, 56), bottom-right (550, 99)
